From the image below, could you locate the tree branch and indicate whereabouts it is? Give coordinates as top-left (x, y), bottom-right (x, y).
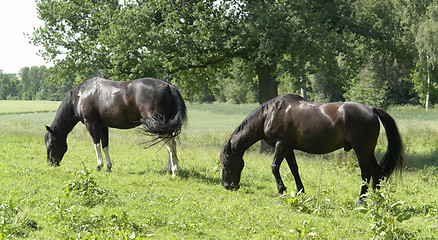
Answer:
top-left (169, 49), bottom-right (246, 74)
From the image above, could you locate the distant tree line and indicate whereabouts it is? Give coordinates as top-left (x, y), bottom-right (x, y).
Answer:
top-left (0, 67), bottom-right (72, 101)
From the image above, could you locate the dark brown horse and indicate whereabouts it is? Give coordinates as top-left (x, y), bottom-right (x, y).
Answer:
top-left (45, 77), bottom-right (187, 175)
top-left (220, 94), bottom-right (403, 203)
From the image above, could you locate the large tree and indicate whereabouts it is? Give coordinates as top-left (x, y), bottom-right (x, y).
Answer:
top-left (32, 0), bottom-right (349, 104)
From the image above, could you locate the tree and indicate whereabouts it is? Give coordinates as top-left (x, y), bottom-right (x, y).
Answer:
top-left (32, 0), bottom-right (351, 102)
top-left (216, 59), bottom-right (258, 104)
top-left (0, 70), bottom-right (19, 100)
top-left (336, 0), bottom-right (417, 107)
top-left (17, 66), bottom-right (51, 100)
top-left (414, 3), bottom-right (438, 110)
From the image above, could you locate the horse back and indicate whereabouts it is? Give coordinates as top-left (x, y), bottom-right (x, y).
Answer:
top-left (74, 77), bottom-right (174, 129)
top-left (263, 96), bottom-right (379, 154)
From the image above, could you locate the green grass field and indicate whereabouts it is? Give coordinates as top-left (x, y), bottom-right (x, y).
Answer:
top-left (0, 101), bottom-right (437, 239)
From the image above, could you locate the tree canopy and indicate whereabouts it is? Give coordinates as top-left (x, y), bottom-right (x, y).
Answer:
top-left (25, 0), bottom-right (438, 107)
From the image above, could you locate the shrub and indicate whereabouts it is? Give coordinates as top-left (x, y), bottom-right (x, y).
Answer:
top-left (357, 182), bottom-right (414, 239)
top-left (64, 164), bottom-right (110, 207)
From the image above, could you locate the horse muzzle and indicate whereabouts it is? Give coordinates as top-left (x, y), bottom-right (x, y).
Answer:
top-left (47, 158), bottom-right (60, 167)
top-left (223, 182), bottom-right (240, 191)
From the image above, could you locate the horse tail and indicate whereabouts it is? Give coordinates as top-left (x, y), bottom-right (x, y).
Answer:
top-left (140, 84), bottom-right (187, 139)
top-left (166, 85), bottom-right (188, 137)
top-left (373, 108), bottom-right (404, 179)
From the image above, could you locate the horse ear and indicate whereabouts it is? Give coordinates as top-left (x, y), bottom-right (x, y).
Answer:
top-left (224, 140), bottom-right (232, 155)
top-left (45, 125), bottom-right (53, 133)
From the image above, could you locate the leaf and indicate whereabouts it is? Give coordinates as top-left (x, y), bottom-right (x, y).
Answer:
top-left (396, 212), bottom-right (411, 223)
top-left (356, 206), bottom-right (370, 214)
top-left (390, 202), bottom-right (403, 209)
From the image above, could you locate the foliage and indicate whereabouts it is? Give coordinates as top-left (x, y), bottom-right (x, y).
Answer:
top-left (415, 3), bottom-right (438, 68)
top-left (281, 190), bottom-right (315, 214)
top-left (0, 70), bottom-right (19, 100)
top-left (411, 61), bottom-right (438, 107)
top-left (357, 182), bottom-right (414, 239)
top-left (27, 0), bottom-right (433, 106)
top-left (417, 165), bottom-right (438, 184)
top-left (0, 200), bottom-right (39, 239)
top-left (49, 170), bottom-right (151, 239)
top-left (0, 67), bottom-right (71, 101)
top-left (64, 164), bottom-right (111, 207)
top-left (215, 59), bottom-right (259, 104)
top-left (288, 220), bottom-right (320, 239)
top-left (25, 0), bottom-right (356, 105)
top-left (344, 67), bottom-right (389, 108)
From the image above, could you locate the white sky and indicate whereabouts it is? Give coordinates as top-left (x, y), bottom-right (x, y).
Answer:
top-left (0, 0), bottom-right (48, 74)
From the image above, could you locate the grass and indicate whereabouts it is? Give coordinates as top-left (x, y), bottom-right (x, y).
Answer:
top-left (0, 101), bottom-right (437, 239)
top-left (0, 100), bottom-right (60, 114)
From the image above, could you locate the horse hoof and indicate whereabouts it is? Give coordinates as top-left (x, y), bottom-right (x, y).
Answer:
top-left (356, 199), bottom-right (367, 206)
top-left (106, 167), bottom-right (112, 173)
top-left (96, 166), bottom-right (102, 171)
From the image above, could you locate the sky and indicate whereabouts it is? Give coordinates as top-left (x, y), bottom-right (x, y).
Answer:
top-left (0, 0), bottom-right (48, 74)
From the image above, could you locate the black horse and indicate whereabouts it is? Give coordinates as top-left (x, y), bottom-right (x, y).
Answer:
top-left (220, 94), bottom-right (403, 203)
top-left (45, 77), bottom-right (187, 175)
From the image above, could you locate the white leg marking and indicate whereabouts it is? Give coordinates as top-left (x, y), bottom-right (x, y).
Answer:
top-left (165, 138), bottom-right (179, 177)
top-left (94, 143), bottom-right (104, 171)
top-left (103, 146), bottom-right (112, 172)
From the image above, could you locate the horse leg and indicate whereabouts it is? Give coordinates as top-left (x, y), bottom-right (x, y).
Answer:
top-left (356, 152), bottom-right (378, 204)
top-left (94, 143), bottom-right (104, 171)
top-left (272, 141), bottom-right (287, 196)
top-left (370, 154), bottom-right (381, 190)
top-left (85, 122), bottom-right (104, 171)
top-left (100, 127), bottom-right (112, 172)
top-left (285, 150), bottom-right (304, 193)
top-left (165, 137), bottom-right (179, 177)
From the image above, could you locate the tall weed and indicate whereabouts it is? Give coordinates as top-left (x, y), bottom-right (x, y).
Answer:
top-left (64, 163), bottom-right (111, 207)
top-left (357, 182), bottom-right (414, 239)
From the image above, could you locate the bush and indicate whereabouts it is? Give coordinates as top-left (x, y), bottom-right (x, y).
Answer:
top-left (344, 69), bottom-right (389, 108)
top-left (64, 164), bottom-right (110, 207)
top-left (357, 182), bottom-right (414, 239)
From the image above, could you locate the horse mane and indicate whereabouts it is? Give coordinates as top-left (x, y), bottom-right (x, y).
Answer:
top-left (50, 87), bottom-right (80, 136)
top-left (231, 102), bottom-right (266, 138)
top-left (230, 94), bottom-right (304, 139)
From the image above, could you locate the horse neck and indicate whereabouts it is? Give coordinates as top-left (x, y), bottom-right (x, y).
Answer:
top-left (51, 92), bottom-right (79, 138)
top-left (229, 109), bottom-right (265, 155)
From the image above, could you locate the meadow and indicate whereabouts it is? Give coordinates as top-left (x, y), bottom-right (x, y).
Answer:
top-left (0, 101), bottom-right (437, 239)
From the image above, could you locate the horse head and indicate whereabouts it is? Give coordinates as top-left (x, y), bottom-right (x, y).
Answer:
top-left (45, 125), bottom-right (67, 166)
top-left (220, 140), bottom-right (244, 191)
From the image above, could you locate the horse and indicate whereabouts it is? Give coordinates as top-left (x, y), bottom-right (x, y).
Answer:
top-left (220, 94), bottom-right (403, 203)
top-left (45, 77), bottom-right (187, 176)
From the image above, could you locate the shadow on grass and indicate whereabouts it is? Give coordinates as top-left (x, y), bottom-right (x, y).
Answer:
top-left (404, 151), bottom-right (438, 171)
top-left (177, 168), bottom-right (221, 185)
top-left (131, 167), bottom-right (221, 185)
top-left (299, 149), bottom-right (438, 172)
top-left (128, 170), bottom-right (148, 175)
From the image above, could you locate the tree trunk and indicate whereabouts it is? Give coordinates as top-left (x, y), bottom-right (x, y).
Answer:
top-left (256, 63), bottom-right (278, 153)
top-left (256, 63), bottom-right (278, 103)
top-left (426, 55), bottom-right (431, 112)
top-left (300, 75), bottom-right (307, 100)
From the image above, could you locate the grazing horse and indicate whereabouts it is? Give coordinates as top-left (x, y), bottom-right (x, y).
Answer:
top-left (45, 77), bottom-right (187, 176)
top-left (220, 94), bottom-right (403, 203)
